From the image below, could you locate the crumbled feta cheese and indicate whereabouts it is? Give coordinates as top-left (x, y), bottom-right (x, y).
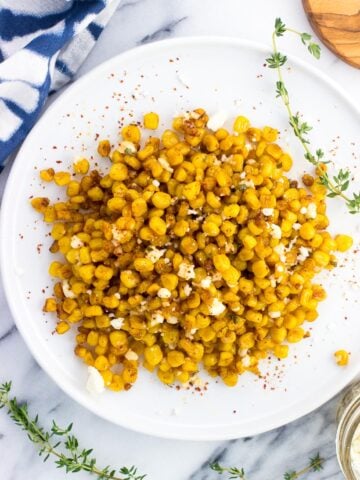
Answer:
top-left (270, 223), bottom-right (282, 239)
top-left (188, 208), bottom-right (199, 215)
top-left (150, 312), bottom-right (164, 326)
top-left (118, 141), bottom-right (137, 154)
top-left (276, 265), bottom-right (284, 272)
top-left (209, 298), bottom-right (226, 316)
top-left (300, 206), bottom-right (307, 214)
top-left (158, 157), bottom-right (174, 173)
top-left (145, 247), bottom-right (166, 263)
top-left (270, 277), bottom-right (277, 288)
top-left (110, 318), bottom-right (124, 330)
top-left (86, 366), bottom-right (105, 395)
top-left (297, 246), bottom-right (311, 262)
top-left (183, 283), bottom-right (192, 296)
top-left (274, 243), bottom-right (286, 262)
top-left (158, 287), bottom-right (171, 299)
top-left (240, 180), bottom-right (255, 189)
top-left (269, 311), bottom-right (281, 319)
top-left (167, 316), bottom-right (178, 324)
top-left (114, 292), bottom-right (121, 299)
top-left (125, 349), bottom-right (138, 361)
top-left (238, 348), bottom-right (248, 357)
top-left (152, 179), bottom-right (160, 187)
top-left (62, 280), bottom-right (75, 298)
top-left (239, 171), bottom-right (246, 179)
top-left (178, 262), bottom-right (195, 280)
top-left (242, 355), bottom-right (251, 367)
top-left (207, 110), bottom-right (227, 131)
top-left (70, 235), bottom-right (84, 249)
top-left (200, 277), bottom-right (212, 289)
top-left (293, 222), bottom-right (301, 230)
top-left (86, 289), bottom-right (92, 295)
top-left (111, 225), bottom-right (127, 243)
top-left (307, 202), bottom-right (317, 219)
top-left (262, 208), bottom-right (274, 216)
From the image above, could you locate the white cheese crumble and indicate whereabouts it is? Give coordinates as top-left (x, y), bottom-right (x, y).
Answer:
top-left (238, 348), bottom-right (248, 357)
top-left (183, 284), bottom-right (192, 297)
top-left (125, 349), bottom-right (138, 361)
top-left (145, 247), bottom-right (166, 263)
top-left (274, 243), bottom-right (286, 262)
top-left (86, 366), bottom-right (105, 395)
top-left (293, 222), bottom-right (301, 230)
top-left (262, 208), bottom-right (274, 216)
top-left (207, 110), bottom-right (227, 131)
top-left (300, 206), bottom-right (307, 214)
top-left (150, 312), bottom-right (164, 326)
top-left (118, 141), bottom-right (137, 154)
top-left (188, 208), bottom-right (200, 215)
top-left (152, 179), bottom-right (160, 187)
top-left (269, 311), bottom-right (281, 319)
top-left (178, 262), bottom-right (195, 280)
top-left (158, 287), bottom-right (171, 299)
top-left (209, 298), bottom-right (226, 316)
top-left (242, 355), bottom-right (251, 367)
top-left (167, 316), bottom-right (178, 324)
top-left (306, 202), bottom-right (317, 219)
top-left (297, 246), bottom-right (311, 262)
top-left (62, 280), bottom-right (76, 298)
top-left (240, 180), bottom-right (255, 189)
top-left (114, 292), bottom-right (121, 299)
top-left (276, 265), bottom-right (284, 272)
top-left (270, 223), bottom-right (282, 239)
top-left (240, 171), bottom-right (246, 179)
top-left (70, 235), bottom-right (84, 249)
top-left (158, 157), bottom-right (174, 173)
top-left (110, 318), bottom-right (124, 330)
top-left (200, 277), bottom-right (212, 289)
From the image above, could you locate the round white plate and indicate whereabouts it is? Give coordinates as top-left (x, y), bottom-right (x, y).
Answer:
top-left (1, 38), bottom-right (360, 440)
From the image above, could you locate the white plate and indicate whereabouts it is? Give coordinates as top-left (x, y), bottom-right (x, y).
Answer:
top-left (1, 38), bottom-right (360, 441)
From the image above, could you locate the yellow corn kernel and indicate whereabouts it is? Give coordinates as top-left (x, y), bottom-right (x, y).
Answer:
top-left (73, 158), bottom-right (90, 174)
top-left (56, 321), bottom-right (70, 335)
top-left (173, 219), bottom-right (189, 237)
top-left (213, 254), bottom-right (231, 272)
top-left (144, 112), bottom-right (159, 130)
top-left (152, 191), bottom-right (171, 209)
top-left (133, 258), bottom-right (154, 273)
top-left (299, 222), bottom-right (316, 240)
top-left (335, 234), bottom-right (353, 252)
top-left (40, 168), bottom-right (55, 182)
top-left (167, 351), bottom-right (185, 368)
top-left (120, 270), bottom-right (140, 288)
top-left (109, 331), bottom-right (127, 347)
top-left (203, 134), bottom-right (219, 152)
top-left (160, 273), bottom-right (178, 290)
top-left (109, 163), bottom-right (128, 181)
top-left (53, 171), bottom-right (71, 186)
top-left (222, 266), bottom-right (240, 286)
top-left (287, 327), bottom-right (305, 343)
top-left (85, 305), bottom-right (103, 317)
top-left (243, 189), bottom-right (261, 210)
top-left (313, 250), bottom-right (330, 267)
top-left (94, 355), bottom-right (110, 371)
top-left (144, 345), bottom-right (163, 366)
top-left (43, 298), bottom-right (57, 312)
top-left (202, 221), bottom-right (220, 236)
top-left (233, 115), bottom-right (250, 133)
top-left (334, 349), bottom-right (349, 366)
top-left (242, 235), bottom-right (257, 250)
top-left (273, 344), bottom-right (289, 359)
top-left (149, 216), bottom-right (167, 235)
top-left (122, 125), bottom-right (141, 143)
top-left (97, 140), bottom-right (111, 157)
top-left (262, 126), bottom-right (278, 142)
top-left (132, 198), bottom-right (147, 217)
top-left (252, 260), bottom-right (269, 278)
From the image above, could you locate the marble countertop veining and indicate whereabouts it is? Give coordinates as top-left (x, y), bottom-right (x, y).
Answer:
top-left (1, 1), bottom-right (360, 479)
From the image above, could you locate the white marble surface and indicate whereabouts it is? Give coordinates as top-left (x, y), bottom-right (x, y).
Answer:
top-left (1, 0), bottom-right (360, 479)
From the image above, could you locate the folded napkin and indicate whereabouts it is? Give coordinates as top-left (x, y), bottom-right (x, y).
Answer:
top-left (0, 0), bottom-right (119, 171)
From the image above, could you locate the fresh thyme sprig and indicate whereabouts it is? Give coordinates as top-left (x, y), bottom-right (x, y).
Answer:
top-left (0, 382), bottom-right (145, 480)
top-left (267, 17), bottom-right (360, 214)
top-left (210, 453), bottom-right (324, 480)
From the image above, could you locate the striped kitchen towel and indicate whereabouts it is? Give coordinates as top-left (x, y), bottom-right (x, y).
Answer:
top-left (0, 0), bottom-right (119, 171)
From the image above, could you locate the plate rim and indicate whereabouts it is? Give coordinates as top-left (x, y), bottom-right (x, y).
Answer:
top-left (1, 36), bottom-right (359, 440)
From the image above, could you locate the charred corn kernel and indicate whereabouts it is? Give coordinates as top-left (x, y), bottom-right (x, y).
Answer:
top-left (213, 254), bottom-right (231, 272)
top-left (56, 321), bottom-right (70, 334)
top-left (274, 344), bottom-right (289, 359)
top-left (43, 298), bottom-right (57, 312)
top-left (334, 349), bottom-right (349, 366)
top-left (149, 216), bottom-right (167, 235)
top-left (152, 191), bottom-right (171, 208)
top-left (109, 163), bottom-right (128, 181)
top-left (134, 258), bottom-right (154, 273)
top-left (40, 168), bottom-right (55, 182)
top-left (143, 112), bottom-right (159, 130)
top-left (73, 158), bottom-right (89, 174)
top-left (54, 171), bottom-right (71, 186)
top-left (233, 115), bottom-right (250, 133)
top-left (335, 234), bottom-right (353, 252)
top-left (300, 222), bottom-right (316, 240)
top-left (144, 345), bottom-right (163, 366)
top-left (97, 140), bottom-right (111, 157)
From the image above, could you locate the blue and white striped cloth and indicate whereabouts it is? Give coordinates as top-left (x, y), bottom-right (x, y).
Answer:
top-left (0, 0), bottom-right (119, 171)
